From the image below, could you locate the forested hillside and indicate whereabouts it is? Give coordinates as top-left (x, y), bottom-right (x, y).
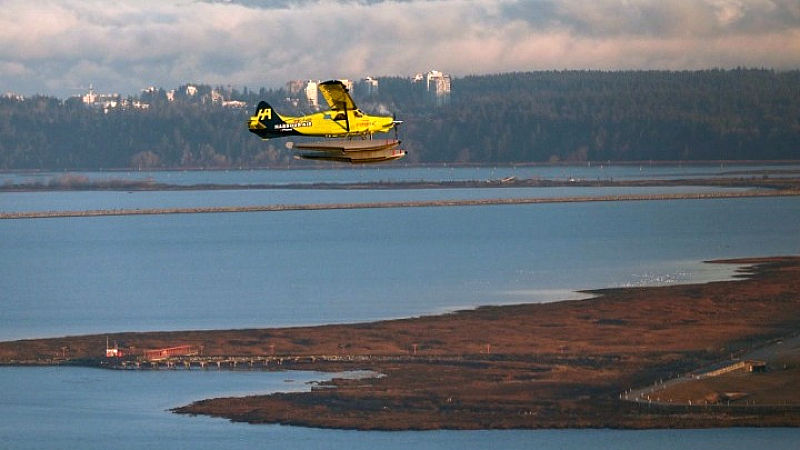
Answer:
top-left (1, 69), bottom-right (798, 169)
top-left (434, 70), bottom-right (800, 163)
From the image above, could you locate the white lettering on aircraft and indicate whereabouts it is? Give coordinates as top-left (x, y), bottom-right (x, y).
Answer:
top-left (274, 121), bottom-right (312, 130)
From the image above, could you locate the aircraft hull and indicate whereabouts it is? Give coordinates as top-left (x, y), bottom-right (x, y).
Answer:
top-left (294, 139), bottom-right (399, 152)
top-left (295, 139), bottom-right (405, 163)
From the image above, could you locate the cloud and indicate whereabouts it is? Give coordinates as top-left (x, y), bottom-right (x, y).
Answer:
top-left (1, 0), bottom-right (798, 97)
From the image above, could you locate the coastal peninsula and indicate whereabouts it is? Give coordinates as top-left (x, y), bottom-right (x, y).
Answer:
top-left (2, 257), bottom-right (800, 429)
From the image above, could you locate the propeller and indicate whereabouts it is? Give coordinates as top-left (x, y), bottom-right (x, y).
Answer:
top-left (392, 114), bottom-right (403, 141)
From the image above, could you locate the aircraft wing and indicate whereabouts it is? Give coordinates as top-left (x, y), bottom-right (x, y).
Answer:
top-left (319, 80), bottom-right (357, 112)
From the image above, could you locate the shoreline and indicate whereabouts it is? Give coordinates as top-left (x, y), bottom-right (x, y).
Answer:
top-left (3, 257), bottom-right (800, 429)
top-left (3, 173), bottom-right (800, 192)
top-left (3, 186), bottom-right (799, 220)
top-left (3, 174), bottom-right (799, 220)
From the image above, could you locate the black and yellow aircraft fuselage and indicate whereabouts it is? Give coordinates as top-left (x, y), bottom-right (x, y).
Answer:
top-left (248, 80), bottom-right (404, 163)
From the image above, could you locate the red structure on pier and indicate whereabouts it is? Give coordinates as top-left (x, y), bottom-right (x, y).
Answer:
top-left (142, 345), bottom-right (199, 361)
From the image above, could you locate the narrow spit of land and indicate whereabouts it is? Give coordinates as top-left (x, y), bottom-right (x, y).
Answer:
top-left (2, 176), bottom-right (800, 219)
top-left (2, 257), bottom-right (800, 429)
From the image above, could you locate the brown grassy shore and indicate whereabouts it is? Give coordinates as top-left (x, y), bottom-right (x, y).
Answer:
top-left (2, 257), bottom-right (800, 429)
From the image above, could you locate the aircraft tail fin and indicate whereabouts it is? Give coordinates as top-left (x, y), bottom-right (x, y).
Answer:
top-left (248, 101), bottom-right (292, 139)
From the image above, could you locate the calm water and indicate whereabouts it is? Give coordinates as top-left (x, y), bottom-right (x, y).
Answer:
top-left (2, 167), bottom-right (799, 447)
top-left (4, 196), bottom-right (798, 340)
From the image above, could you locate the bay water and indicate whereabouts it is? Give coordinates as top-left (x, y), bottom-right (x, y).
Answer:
top-left (5, 196), bottom-right (798, 340)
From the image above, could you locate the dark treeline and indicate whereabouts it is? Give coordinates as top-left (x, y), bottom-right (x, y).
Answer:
top-left (428, 69), bottom-right (800, 163)
top-left (1, 69), bottom-right (798, 169)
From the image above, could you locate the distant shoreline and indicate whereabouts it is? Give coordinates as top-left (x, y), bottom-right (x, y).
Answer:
top-left (3, 169), bottom-right (800, 192)
top-left (3, 256), bottom-right (800, 429)
top-left (1, 190), bottom-right (798, 220)
top-left (2, 176), bottom-right (799, 220)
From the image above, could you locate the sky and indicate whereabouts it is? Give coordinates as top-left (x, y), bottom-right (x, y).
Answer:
top-left (2, 0), bottom-right (799, 98)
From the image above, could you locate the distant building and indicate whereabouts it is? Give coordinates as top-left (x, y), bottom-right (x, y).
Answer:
top-left (411, 70), bottom-right (452, 106)
top-left (222, 100), bottom-right (247, 108)
top-left (2, 91), bottom-right (24, 101)
top-left (142, 345), bottom-right (199, 361)
top-left (80, 84), bottom-right (121, 112)
top-left (361, 76), bottom-right (379, 96)
top-left (210, 89), bottom-right (224, 104)
top-left (122, 99), bottom-right (150, 110)
top-left (305, 80), bottom-right (319, 109)
top-left (105, 337), bottom-right (124, 358)
top-left (81, 84), bottom-right (97, 104)
top-left (286, 80), bottom-right (322, 110)
top-left (426, 70), bottom-right (451, 106)
top-left (286, 80), bottom-right (305, 95)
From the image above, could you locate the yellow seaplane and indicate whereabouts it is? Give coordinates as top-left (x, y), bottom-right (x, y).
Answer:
top-left (247, 80), bottom-right (405, 163)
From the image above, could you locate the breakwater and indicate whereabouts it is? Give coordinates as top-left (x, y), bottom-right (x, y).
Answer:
top-left (1, 189), bottom-right (798, 220)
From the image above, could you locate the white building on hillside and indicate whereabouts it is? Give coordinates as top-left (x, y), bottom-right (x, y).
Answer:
top-left (426, 70), bottom-right (451, 106)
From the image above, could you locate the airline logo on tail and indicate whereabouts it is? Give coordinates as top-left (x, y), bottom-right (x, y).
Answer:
top-left (256, 107), bottom-right (271, 121)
